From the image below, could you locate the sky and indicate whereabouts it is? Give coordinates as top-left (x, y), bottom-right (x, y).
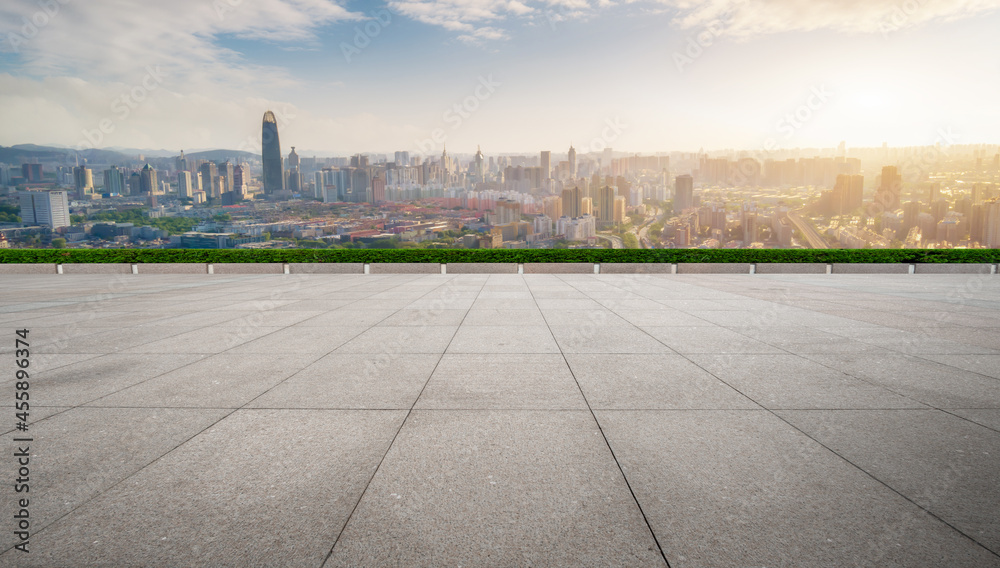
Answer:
top-left (0, 0), bottom-right (998, 156)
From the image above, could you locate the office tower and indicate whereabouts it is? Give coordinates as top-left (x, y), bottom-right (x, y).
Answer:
top-left (102, 166), bottom-right (125, 195)
top-left (613, 196), bottom-right (626, 224)
top-left (984, 199), bottom-right (1000, 248)
top-left (286, 169), bottom-right (302, 193)
top-left (742, 202), bottom-right (759, 244)
top-left (19, 190), bottom-right (70, 228)
top-left (176, 150), bottom-right (188, 172)
top-left (674, 175), bottom-right (694, 213)
top-left (128, 172), bottom-right (142, 196)
top-left (218, 160), bottom-right (234, 193)
top-left (287, 147), bottom-right (300, 171)
top-left (540, 151), bottom-right (551, 179)
top-left (394, 151), bottom-right (410, 167)
top-left (261, 110), bottom-right (284, 194)
top-left (199, 162), bottom-right (218, 198)
top-left (568, 145), bottom-right (577, 178)
top-left (543, 195), bottom-right (562, 220)
top-left (932, 199), bottom-right (949, 222)
top-left (139, 164), bottom-right (158, 194)
top-left (597, 185), bottom-right (615, 225)
top-left (0, 165), bottom-right (9, 186)
top-left (72, 166), bottom-right (93, 197)
top-left (233, 163), bottom-right (249, 191)
top-left (562, 186), bottom-right (581, 218)
top-left (371, 175), bottom-right (386, 203)
top-left (177, 171), bottom-right (193, 198)
top-left (314, 171), bottom-right (323, 199)
top-left (875, 166), bottom-right (901, 211)
top-left (474, 146), bottom-right (485, 184)
top-left (21, 163), bottom-right (42, 183)
top-left (581, 197), bottom-right (593, 216)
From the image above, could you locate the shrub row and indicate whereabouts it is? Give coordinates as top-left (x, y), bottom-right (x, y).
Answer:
top-left (2, 249), bottom-right (999, 264)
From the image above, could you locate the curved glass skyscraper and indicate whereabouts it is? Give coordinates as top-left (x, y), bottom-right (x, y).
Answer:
top-left (261, 111), bottom-right (284, 194)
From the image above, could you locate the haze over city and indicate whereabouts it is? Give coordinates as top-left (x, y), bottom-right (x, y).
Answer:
top-left (2, 0), bottom-right (1000, 153)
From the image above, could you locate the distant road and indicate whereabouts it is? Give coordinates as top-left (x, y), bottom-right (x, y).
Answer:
top-left (596, 234), bottom-right (623, 249)
top-left (786, 210), bottom-right (828, 249)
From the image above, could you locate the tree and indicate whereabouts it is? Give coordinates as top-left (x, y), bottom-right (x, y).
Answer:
top-left (51, 238), bottom-right (66, 249)
top-left (623, 233), bottom-right (639, 249)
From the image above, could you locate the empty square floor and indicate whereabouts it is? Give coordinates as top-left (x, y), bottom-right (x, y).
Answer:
top-left (1, 272), bottom-right (999, 567)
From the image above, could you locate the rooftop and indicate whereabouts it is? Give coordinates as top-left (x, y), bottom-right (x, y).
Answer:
top-left (2, 272), bottom-right (999, 566)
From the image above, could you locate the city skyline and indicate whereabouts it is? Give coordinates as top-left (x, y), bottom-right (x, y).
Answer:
top-left (1, 0), bottom-right (999, 153)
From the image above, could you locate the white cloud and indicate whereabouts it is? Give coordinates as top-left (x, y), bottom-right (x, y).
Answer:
top-left (389, 0), bottom-right (1000, 43)
top-left (658, 0), bottom-right (1000, 38)
top-left (0, 0), bottom-right (361, 86)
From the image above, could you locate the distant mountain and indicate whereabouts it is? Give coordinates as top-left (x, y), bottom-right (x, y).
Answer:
top-left (0, 145), bottom-right (259, 166)
top-left (184, 149), bottom-right (259, 162)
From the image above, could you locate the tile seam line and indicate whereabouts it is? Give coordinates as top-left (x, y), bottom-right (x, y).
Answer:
top-left (539, 274), bottom-right (672, 568)
top-left (0, 273), bottom-right (431, 556)
top-left (589, 274), bottom-right (1000, 560)
top-left (320, 273), bottom-right (487, 568)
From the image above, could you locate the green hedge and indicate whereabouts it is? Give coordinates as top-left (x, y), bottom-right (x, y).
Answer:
top-left (2, 249), bottom-right (999, 264)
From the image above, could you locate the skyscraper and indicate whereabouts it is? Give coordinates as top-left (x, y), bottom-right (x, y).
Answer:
top-left (200, 162), bottom-right (218, 198)
top-left (568, 145), bottom-right (577, 178)
top-left (474, 146), bottom-right (485, 184)
top-left (875, 166), bottom-right (901, 211)
top-left (139, 164), bottom-right (158, 194)
top-left (562, 186), bottom-right (581, 218)
top-left (540, 151), bottom-right (551, 180)
top-left (261, 110), bottom-right (284, 194)
top-left (73, 166), bottom-right (93, 197)
top-left (674, 175), bottom-right (694, 213)
top-left (597, 185), bottom-right (615, 225)
top-left (103, 166), bottom-right (125, 195)
top-left (19, 190), bottom-right (70, 228)
top-left (177, 171), bottom-right (193, 198)
top-left (218, 160), bottom-right (235, 193)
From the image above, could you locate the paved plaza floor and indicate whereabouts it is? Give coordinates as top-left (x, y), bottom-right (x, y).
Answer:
top-left (1, 272), bottom-right (999, 567)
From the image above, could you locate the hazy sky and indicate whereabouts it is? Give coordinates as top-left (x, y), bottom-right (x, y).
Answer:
top-left (0, 0), bottom-right (997, 156)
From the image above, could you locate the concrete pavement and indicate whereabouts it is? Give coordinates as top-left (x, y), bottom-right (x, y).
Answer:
top-left (1, 272), bottom-right (998, 567)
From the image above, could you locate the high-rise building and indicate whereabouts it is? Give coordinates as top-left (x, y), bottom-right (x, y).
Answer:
top-left (199, 162), bottom-right (218, 198)
top-left (233, 163), bottom-right (250, 192)
top-left (287, 147), bottom-right (300, 171)
top-left (21, 164), bottom-right (42, 183)
top-left (176, 150), bottom-right (188, 172)
top-left (19, 190), bottom-right (70, 228)
top-left (568, 145), bottom-right (577, 178)
top-left (218, 160), bottom-right (234, 193)
top-left (613, 196), bottom-right (626, 225)
top-left (103, 166), bottom-right (125, 195)
top-left (561, 186), bottom-right (581, 218)
top-left (474, 146), bottom-right (485, 184)
top-left (128, 172), bottom-right (142, 196)
top-left (984, 199), bottom-right (1000, 248)
top-left (597, 185), bottom-right (616, 225)
top-left (139, 164), bottom-right (158, 194)
top-left (261, 110), bottom-right (284, 194)
top-left (394, 151), bottom-right (410, 167)
top-left (177, 171), bottom-right (193, 198)
top-left (875, 166), bottom-right (901, 211)
top-left (540, 151), bottom-right (551, 179)
top-left (674, 175), bottom-right (694, 213)
top-left (73, 166), bottom-right (93, 196)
